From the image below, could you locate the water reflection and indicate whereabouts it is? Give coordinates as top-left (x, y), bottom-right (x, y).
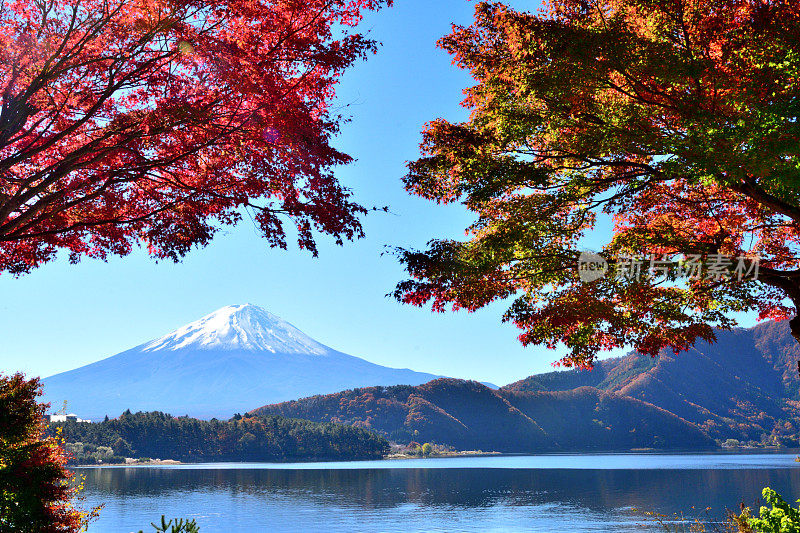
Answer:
top-left (78, 459), bottom-right (800, 532)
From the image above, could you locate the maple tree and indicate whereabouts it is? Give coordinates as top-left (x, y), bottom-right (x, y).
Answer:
top-left (393, 0), bottom-right (800, 368)
top-left (0, 373), bottom-right (97, 532)
top-left (0, 0), bottom-right (391, 274)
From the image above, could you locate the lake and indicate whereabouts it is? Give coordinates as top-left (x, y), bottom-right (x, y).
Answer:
top-left (76, 453), bottom-right (800, 532)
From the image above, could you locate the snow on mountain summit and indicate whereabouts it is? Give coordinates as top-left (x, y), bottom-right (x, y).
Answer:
top-left (141, 304), bottom-right (330, 355)
top-left (42, 303), bottom-right (442, 419)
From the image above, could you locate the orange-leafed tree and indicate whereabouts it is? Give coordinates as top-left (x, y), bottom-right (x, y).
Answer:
top-left (393, 0), bottom-right (800, 369)
top-left (0, 373), bottom-right (97, 532)
top-left (0, 0), bottom-right (391, 275)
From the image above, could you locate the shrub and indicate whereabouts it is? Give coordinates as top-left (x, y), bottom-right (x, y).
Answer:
top-left (406, 445), bottom-right (421, 456)
top-left (65, 442), bottom-right (84, 455)
top-left (745, 488), bottom-right (800, 533)
top-left (139, 516), bottom-right (200, 533)
top-left (651, 488), bottom-right (800, 532)
top-left (96, 446), bottom-right (113, 458)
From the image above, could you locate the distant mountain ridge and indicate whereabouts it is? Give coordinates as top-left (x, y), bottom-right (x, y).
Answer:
top-left (251, 320), bottom-right (800, 451)
top-left (42, 304), bottom-right (440, 420)
top-left (503, 320), bottom-right (800, 443)
top-left (250, 379), bottom-right (714, 452)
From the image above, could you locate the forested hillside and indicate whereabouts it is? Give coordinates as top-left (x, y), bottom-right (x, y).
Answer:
top-left (49, 410), bottom-right (389, 463)
top-left (251, 379), bottom-right (714, 451)
top-left (504, 320), bottom-right (800, 444)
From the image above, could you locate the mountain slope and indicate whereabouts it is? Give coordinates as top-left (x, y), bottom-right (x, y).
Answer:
top-left (250, 378), bottom-right (714, 451)
top-left (42, 304), bottom-right (440, 420)
top-left (503, 320), bottom-right (800, 442)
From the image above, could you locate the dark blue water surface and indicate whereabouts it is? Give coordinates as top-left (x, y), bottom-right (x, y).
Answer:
top-left (76, 453), bottom-right (800, 532)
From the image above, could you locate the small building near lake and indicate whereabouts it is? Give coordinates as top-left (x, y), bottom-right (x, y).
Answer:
top-left (48, 413), bottom-right (91, 423)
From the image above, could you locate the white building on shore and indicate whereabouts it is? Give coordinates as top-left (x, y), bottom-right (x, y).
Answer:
top-left (48, 413), bottom-right (91, 423)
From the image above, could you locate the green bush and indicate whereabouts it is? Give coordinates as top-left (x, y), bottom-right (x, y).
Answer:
top-left (65, 442), bottom-right (84, 455)
top-left (746, 488), bottom-right (800, 533)
top-left (95, 446), bottom-right (113, 457)
top-left (644, 488), bottom-right (800, 532)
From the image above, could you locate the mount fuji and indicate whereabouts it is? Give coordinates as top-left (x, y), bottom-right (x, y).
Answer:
top-left (41, 304), bottom-right (440, 420)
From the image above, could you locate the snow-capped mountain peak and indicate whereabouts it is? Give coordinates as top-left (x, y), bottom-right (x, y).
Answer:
top-left (141, 304), bottom-right (329, 355)
top-left (43, 303), bottom-right (442, 420)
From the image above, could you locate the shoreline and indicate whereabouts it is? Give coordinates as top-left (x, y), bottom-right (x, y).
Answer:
top-left (69, 447), bottom-right (800, 467)
top-left (384, 450), bottom-right (502, 460)
top-left (71, 458), bottom-right (182, 467)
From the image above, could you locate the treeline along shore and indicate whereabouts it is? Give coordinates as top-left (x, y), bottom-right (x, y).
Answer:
top-left (48, 410), bottom-right (389, 464)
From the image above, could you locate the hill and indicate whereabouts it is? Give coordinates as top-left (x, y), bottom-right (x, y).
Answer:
top-left (503, 320), bottom-right (800, 444)
top-left (41, 304), bottom-right (440, 420)
top-left (250, 378), bottom-right (714, 452)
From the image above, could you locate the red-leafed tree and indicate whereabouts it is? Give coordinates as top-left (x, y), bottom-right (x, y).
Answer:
top-left (393, 1), bottom-right (800, 369)
top-left (0, 0), bottom-right (391, 274)
top-left (0, 373), bottom-right (98, 532)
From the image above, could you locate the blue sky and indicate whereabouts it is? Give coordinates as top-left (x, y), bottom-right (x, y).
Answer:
top-left (0, 0), bottom-right (758, 386)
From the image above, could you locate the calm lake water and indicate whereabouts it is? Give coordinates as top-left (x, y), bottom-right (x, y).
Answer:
top-left (77, 453), bottom-right (800, 532)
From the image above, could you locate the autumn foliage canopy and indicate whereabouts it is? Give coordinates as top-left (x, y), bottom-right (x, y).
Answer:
top-left (0, 0), bottom-right (391, 274)
top-left (394, 0), bottom-right (800, 367)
